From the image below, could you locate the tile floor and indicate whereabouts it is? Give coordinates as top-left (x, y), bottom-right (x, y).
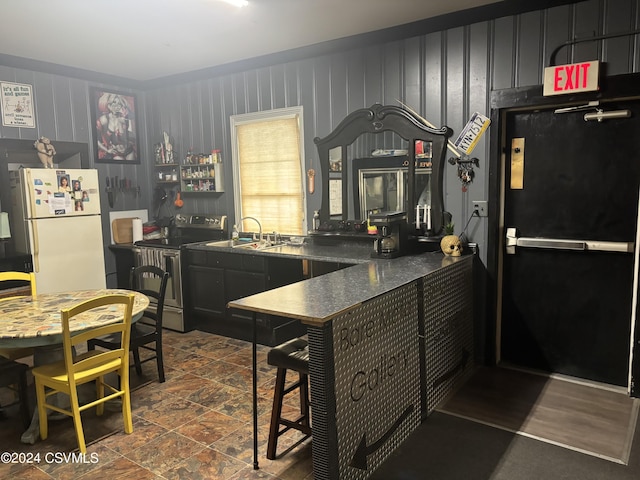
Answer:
top-left (0, 329), bottom-right (313, 479)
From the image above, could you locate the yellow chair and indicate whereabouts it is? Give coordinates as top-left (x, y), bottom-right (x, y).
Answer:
top-left (0, 271), bottom-right (37, 361)
top-left (32, 293), bottom-right (135, 453)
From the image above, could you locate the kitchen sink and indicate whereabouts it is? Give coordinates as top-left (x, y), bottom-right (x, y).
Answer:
top-left (205, 239), bottom-right (283, 250)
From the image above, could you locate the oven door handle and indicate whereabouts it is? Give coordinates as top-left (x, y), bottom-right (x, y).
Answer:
top-left (161, 250), bottom-right (182, 308)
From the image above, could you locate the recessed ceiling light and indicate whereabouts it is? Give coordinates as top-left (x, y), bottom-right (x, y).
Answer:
top-left (221, 0), bottom-right (248, 7)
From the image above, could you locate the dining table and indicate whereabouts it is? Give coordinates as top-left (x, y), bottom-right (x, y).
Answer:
top-left (0, 288), bottom-right (149, 444)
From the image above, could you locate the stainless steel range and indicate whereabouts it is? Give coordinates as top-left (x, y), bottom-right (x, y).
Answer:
top-left (132, 213), bottom-right (227, 332)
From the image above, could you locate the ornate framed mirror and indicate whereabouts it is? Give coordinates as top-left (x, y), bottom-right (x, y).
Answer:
top-left (314, 104), bottom-right (452, 236)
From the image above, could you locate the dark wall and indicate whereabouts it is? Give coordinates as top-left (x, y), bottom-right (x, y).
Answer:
top-left (1, 0), bottom-right (639, 286)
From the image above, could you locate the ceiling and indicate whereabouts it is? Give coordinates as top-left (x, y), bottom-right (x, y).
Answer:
top-left (0, 0), bottom-right (500, 82)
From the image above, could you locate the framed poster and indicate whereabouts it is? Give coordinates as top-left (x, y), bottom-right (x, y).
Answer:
top-left (90, 87), bottom-right (140, 164)
top-left (1, 82), bottom-right (35, 128)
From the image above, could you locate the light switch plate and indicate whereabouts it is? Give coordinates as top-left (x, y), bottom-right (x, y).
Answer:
top-left (473, 201), bottom-right (488, 217)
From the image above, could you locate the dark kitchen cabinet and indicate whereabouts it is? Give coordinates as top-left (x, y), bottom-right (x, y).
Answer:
top-left (188, 264), bottom-right (225, 317)
top-left (184, 248), bottom-right (306, 346)
top-left (108, 245), bottom-right (134, 289)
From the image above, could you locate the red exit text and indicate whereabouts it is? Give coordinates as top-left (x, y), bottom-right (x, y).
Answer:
top-left (543, 60), bottom-right (599, 96)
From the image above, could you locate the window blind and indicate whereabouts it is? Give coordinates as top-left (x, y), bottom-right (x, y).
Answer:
top-left (236, 116), bottom-right (303, 235)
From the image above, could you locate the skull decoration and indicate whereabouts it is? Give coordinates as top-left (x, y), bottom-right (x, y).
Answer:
top-left (440, 234), bottom-right (463, 257)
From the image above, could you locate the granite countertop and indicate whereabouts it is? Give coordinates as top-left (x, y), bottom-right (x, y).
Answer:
top-left (186, 238), bottom-right (375, 264)
top-left (228, 253), bottom-right (471, 327)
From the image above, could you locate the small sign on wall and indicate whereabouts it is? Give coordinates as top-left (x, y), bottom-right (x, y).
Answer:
top-left (1, 81), bottom-right (35, 128)
top-left (543, 60), bottom-right (599, 96)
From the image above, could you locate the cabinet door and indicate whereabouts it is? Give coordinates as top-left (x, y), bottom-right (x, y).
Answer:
top-left (226, 269), bottom-right (267, 323)
top-left (188, 265), bottom-right (225, 317)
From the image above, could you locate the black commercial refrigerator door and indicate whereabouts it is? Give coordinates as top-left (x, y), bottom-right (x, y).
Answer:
top-left (500, 99), bottom-right (640, 388)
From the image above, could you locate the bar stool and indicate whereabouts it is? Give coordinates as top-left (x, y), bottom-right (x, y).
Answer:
top-left (0, 356), bottom-right (30, 429)
top-left (266, 337), bottom-right (312, 460)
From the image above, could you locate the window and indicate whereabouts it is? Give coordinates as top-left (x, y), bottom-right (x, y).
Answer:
top-left (230, 106), bottom-right (306, 235)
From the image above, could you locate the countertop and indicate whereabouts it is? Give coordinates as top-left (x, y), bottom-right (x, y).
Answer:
top-left (228, 252), bottom-right (471, 327)
top-left (186, 238), bottom-right (375, 264)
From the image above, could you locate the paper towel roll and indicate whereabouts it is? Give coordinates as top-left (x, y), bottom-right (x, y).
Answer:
top-left (0, 212), bottom-right (10, 239)
top-left (132, 217), bottom-right (143, 243)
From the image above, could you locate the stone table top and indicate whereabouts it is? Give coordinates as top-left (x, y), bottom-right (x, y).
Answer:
top-left (0, 288), bottom-right (149, 348)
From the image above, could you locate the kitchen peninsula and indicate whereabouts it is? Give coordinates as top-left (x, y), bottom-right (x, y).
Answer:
top-left (190, 238), bottom-right (474, 480)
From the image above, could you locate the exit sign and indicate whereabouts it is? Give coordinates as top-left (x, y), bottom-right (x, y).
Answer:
top-left (543, 60), bottom-right (599, 96)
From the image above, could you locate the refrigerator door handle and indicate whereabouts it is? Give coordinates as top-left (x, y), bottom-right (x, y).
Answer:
top-left (31, 220), bottom-right (40, 272)
top-left (505, 227), bottom-right (634, 254)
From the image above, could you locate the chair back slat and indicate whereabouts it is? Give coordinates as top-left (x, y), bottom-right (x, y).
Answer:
top-left (0, 271), bottom-right (36, 301)
top-left (61, 294), bottom-right (134, 385)
top-left (129, 265), bottom-right (168, 332)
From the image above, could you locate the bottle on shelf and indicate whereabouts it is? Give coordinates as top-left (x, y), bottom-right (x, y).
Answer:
top-left (313, 210), bottom-right (320, 230)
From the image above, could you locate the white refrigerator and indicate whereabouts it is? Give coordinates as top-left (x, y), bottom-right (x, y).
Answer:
top-left (9, 168), bottom-right (106, 294)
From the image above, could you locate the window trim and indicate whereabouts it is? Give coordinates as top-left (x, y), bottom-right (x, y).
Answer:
top-left (230, 106), bottom-right (307, 234)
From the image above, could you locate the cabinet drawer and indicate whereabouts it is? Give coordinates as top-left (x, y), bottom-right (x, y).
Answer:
top-left (207, 251), bottom-right (241, 268)
top-left (241, 255), bottom-right (265, 272)
top-left (186, 249), bottom-right (207, 266)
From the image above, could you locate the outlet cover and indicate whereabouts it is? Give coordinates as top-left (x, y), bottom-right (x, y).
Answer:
top-left (473, 201), bottom-right (488, 217)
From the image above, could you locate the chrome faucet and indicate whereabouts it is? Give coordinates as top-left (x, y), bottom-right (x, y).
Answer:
top-left (240, 216), bottom-right (262, 243)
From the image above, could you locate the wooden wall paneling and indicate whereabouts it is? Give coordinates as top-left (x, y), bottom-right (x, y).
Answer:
top-left (51, 76), bottom-right (73, 141)
top-left (443, 26), bottom-right (466, 230)
top-left (270, 65), bottom-right (286, 111)
top-left (0, 66), bottom-right (16, 139)
top-left (544, 4), bottom-right (573, 66)
top-left (467, 21), bottom-right (490, 257)
top-left (232, 72), bottom-right (247, 116)
top-left (603, 0), bottom-right (637, 75)
top-left (404, 36), bottom-right (423, 113)
top-left (199, 80), bottom-right (213, 153)
top-left (422, 31), bottom-right (443, 126)
top-left (188, 83), bottom-right (204, 153)
top-left (492, 16), bottom-right (516, 90)
top-left (283, 61), bottom-right (300, 108)
top-left (345, 49), bottom-right (365, 115)
top-left (32, 73), bottom-right (57, 139)
top-left (382, 40), bottom-right (403, 108)
top-left (573, 0), bottom-right (602, 62)
top-left (294, 57), bottom-right (319, 219)
top-left (250, 68), bottom-right (263, 111)
top-left (329, 53), bottom-right (348, 134)
top-left (169, 86), bottom-right (185, 151)
top-left (69, 78), bottom-right (91, 144)
top-left (363, 47), bottom-right (383, 108)
top-left (312, 55), bottom-right (332, 139)
top-left (517, 11), bottom-right (545, 87)
top-left (210, 78), bottom-right (224, 150)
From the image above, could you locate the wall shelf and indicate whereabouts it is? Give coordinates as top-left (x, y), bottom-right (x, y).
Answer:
top-left (180, 163), bottom-right (224, 193)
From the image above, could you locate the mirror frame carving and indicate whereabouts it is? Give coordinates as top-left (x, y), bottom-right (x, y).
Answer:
top-left (314, 103), bottom-right (453, 235)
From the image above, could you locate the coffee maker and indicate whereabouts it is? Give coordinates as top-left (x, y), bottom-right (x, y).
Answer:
top-left (369, 211), bottom-right (408, 259)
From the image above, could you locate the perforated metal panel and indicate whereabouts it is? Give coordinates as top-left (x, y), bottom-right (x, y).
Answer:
top-left (309, 282), bottom-right (421, 480)
top-left (423, 258), bottom-right (474, 413)
top-left (308, 257), bottom-right (474, 479)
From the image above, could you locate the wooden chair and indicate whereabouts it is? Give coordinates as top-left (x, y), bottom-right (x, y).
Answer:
top-left (0, 271), bottom-right (37, 361)
top-left (266, 337), bottom-right (312, 459)
top-left (32, 293), bottom-right (135, 453)
top-left (0, 271), bottom-right (35, 427)
top-left (88, 265), bottom-right (168, 383)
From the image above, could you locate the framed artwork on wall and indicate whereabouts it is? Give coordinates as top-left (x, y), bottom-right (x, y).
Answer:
top-left (89, 87), bottom-right (140, 164)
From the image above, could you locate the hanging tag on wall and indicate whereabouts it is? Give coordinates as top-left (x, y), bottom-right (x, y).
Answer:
top-left (307, 167), bottom-right (315, 194)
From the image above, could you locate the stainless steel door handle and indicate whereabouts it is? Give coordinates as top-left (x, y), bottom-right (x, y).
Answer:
top-left (505, 227), bottom-right (634, 254)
